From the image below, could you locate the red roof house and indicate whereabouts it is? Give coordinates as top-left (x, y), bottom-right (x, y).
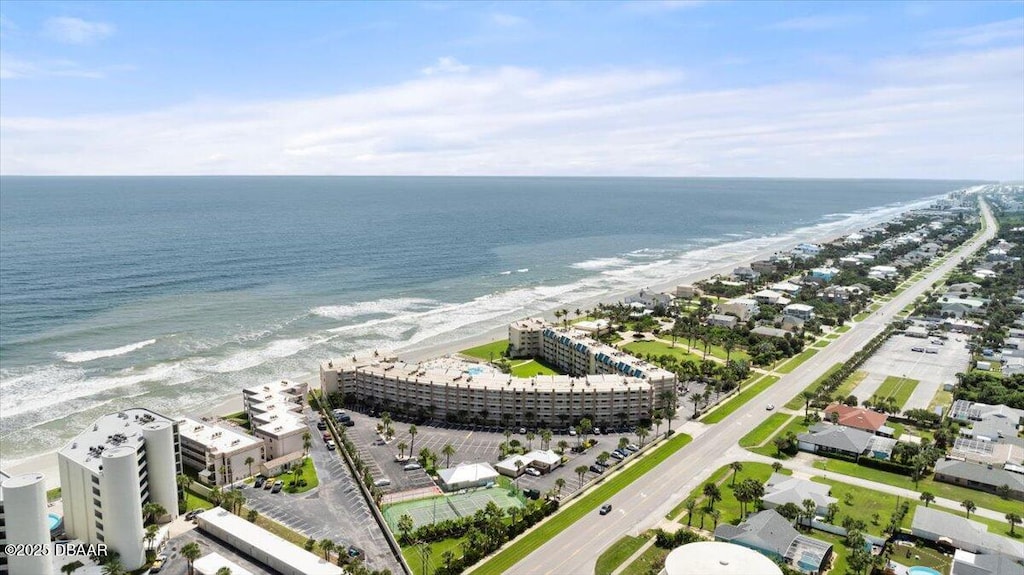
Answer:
top-left (823, 404), bottom-right (889, 434)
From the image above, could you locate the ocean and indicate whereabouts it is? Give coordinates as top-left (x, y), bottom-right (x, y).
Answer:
top-left (0, 176), bottom-right (980, 464)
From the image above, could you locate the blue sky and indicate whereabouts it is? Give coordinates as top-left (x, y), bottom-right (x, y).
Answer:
top-left (1, 1), bottom-right (1022, 178)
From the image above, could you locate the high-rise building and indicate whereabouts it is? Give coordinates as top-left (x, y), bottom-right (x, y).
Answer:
top-left (1, 471), bottom-right (53, 575)
top-left (58, 409), bottom-right (181, 571)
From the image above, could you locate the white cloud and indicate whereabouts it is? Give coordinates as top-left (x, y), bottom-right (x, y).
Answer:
top-left (421, 56), bottom-right (470, 75)
top-left (769, 14), bottom-right (862, 31)
top-left (43, 17), bottom-right (114, 45)
top-left (489, 13), bottom-right (526, 27)
top-left (1, 47), bottom-right (1021, 180)
top-left (929, 18), bottom-right (1024, 47)
top-left (0, 52), bottom-right (115, 79)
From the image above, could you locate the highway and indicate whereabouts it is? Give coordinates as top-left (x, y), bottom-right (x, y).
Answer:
top-left (505, 199), bottom-right (996, 575)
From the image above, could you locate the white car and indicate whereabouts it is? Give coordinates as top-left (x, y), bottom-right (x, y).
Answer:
top-left (766, 404), bottom-right (775, 411)
top-left (568, 429), bottom-right (577, 436)
top-left (525, 467), bottom-right (542, 477)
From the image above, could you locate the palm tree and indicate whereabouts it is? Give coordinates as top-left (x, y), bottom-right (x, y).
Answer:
top-left (652, 414), bottom-right (663, 438)
top-left (802, 498), bottom-right (817, 528)
top-left (526, 431), bottom-right (535, 450)
top-left (555, 477), bottom-right (566, 495)
top-left (442, 550), bottom-right (456, 570)
top-left (802, 390), bottom-right (816, 421)
top-left (144, 524), bottom-right (159, 551)
top-left (561, 308), bottom-right (570, 328)
top-left (729, 461), bottom-right (744, 486)
top-left (397, 514), bottom-right (415, 543)
top-left (419, 543), bottom-right (433, 575)
top-left (101, 557), bottom-right (125, 575)
top-left (961, 499), bottom-right (977, 519)
top-left (244, 456), bottom-right (255, 478)
top-left (61, 560), bottom-right (84, 574)
top-left (557, 439), bottom-right (569, 454)
top-left (142, 502), bottom-right (166, 525)
top-left (398, 441), bottom-right (409, 459)
top-left (182, 542), bottom-right (201, 575)
top-left (575, 465), bottom-right (588, 489)
top-left (771, 462), bottom-right (784, 473)
top-left (177, 474), bottom-right (191, 508)
top-left (302, 430), bottom-right (312, 457)
top-left (919, 491), bottom-right (935, 507)
top-left (209, 485), bottom-right (223, 508)
top-left (442, 442), bottom-right (456, 468)
top-left (216, 568), bottom-right (232, 575)
top-left (709, 509), bottom-right (721, 529)
top-left (319, 539), bottom-right (335, 561)
top-left (541, 428), bottom-right (553, 450)
top-left (723, 336), bottom-right (735, 363)
top-left (684, 498), bottom-right (697, 526)
top-left (636, 426), bottom-right (649, 448)
top-left (408, 425), bottom-right (419, 455)
top-left (702, 483), bottom-right (721, 510)
top-left (1007, 513), bottom-right (1022, 535)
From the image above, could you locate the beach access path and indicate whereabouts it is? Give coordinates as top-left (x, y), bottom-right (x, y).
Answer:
top-left (486, 199), bottom-right (996, 575)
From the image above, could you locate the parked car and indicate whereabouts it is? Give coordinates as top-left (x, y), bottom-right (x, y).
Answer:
top-left (519, 427), bottom-right (527, 434)
top-left (589, 465), bottom-right (604, 474)
top-left (322, 432), bottom-right (331, 442)
top-left (610, 452), bottom-right (624, 460)
top-left (373, 478), bottom-right (391, 487)
top-left (594, 460), bottom-right (609, 470)
top-left (592, 427), bottom-right (601, 435)
top-left (626, 444), bottom-right (639, 452)
top-left (599, 504), bottom-right (612, 515)
top-left (403, 462), bottom-right (422, 471)
top-left (150, 554), bottom-right (167, 572)
top-left (263, 479), bottom-right (275, 490)
top-left (271, 481), bottom-right (284, 493)
top-left (253, 476), bottom-right (266, 488)
top-left (326, 440), bottom-right (336, 450)
top-left (343, 419), bottom-right (355, 427)
top-left (316, 420), bottom-right (328, 430)
top-left (569, 429), bottom-right (577, 436)
top-left (347, 546), bottom-right (362, 558)
top-left (525, 467), bottom-right (541, 477)
top-left (766, 403), bottom-right (775, 411)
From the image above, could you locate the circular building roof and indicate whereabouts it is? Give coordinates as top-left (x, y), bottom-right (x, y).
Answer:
top-left (663, 541), bottom-right (783, 575)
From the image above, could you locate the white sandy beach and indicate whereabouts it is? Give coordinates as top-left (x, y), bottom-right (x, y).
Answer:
top-left (2, 206), bottom-right (912, 490)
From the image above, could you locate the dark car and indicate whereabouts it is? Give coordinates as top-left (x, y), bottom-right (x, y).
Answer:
top-left (271, 481), bottom-right (284, 493)
top-left (343, 419), bottom-right (355, 427)
top-left (589, 465), bottom-right (604, 474)
top-left (347, 546), bottom-right (362, 558)
top-left (599, 504), bottom-right (612, 515)
top-left (253, 476), bottom-right (266, 488)
top-left (317, 420), bottom-right (328, 430)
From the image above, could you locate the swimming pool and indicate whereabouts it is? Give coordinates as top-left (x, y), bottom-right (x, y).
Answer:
top-left (47, 512), bottom-right (64, 536)
top-left (907, 567), bottom-right (940, 575)
top-left (466, 367), bottom-right (486, 376)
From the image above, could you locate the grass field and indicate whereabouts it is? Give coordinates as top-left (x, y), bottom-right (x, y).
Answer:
top-left (460, 340), bottom-right (510, 361)
top-left (812, 477), bottom-right (917, 536)
top-left (623, 340), bottom-right (702, 364)
top-left (473, 433), bottom-right (692, 575)
top-left (927, 387), bottom-right (953, 412)
top-left (595, 535), bottom-right (649, 575)
top-left (835, 325), bottom-right (851, 333)
top-left (403, 535), bottom-right (467, 575)
top-left (620, 545), bottom-right (670, 575)
top-left (854, 310), bottom-right (871, 322)
top-left (701, 375), bottom-right (779, 424)
top-left (810, 459), bottom-right (1023, 516)
top-left (784, 363), bottom-right (844, 409)
top-left (873, 376), bottom-right (920, 409)
top-left (384, 488), bottom-right (524, 531)
top-left (671, 462), bottom-right (788, 526)
top-left (738, 413), bottom-right (793, 448)
top-left (749, 417), bottom-right (813, 459)
top-left (777, 348), bottom-right (818, 374)
top-left (812, 340), bottom-right (829, 349)
top-left (509, 359), bottom-right (560, 377)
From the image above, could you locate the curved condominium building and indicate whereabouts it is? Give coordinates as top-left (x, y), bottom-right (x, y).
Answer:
top-left (320, 320), bottom-right (675, 428)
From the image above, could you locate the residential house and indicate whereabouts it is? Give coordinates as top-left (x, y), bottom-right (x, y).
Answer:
top-left (947, 282), bottom-right (983, 296)
top-left (675, 285), bottom-right (702, 299)
top-left (719, 298), bottom-right (760, 322)
top-left (750, 260), bottom-right (778, 275)
top-left (951, 550), bottom-right (1024, 575)
top-left (911, 507), bottom-right (1024, 560)
top-left (771, 282), bottom-right (802, 295)
top-left (625, 290), bottom-right (672, 309)
top-left (733, 267), bottom-right (761, 283)
top-left (933, 460), bottom-right (1024, 501)
top-left (823, 404), bottom-right (892, 436)
top-left (783, 304), bottom-right (815, 321)
top-left (752, 326), bottom-right (789, 339)
top-left (707, 314), bottom-right (739, 329)
top-left (714, 509), bottom-right (833, 574)
top-left (809, 267), bottom-right (839, 282)
top-left (762, 473), bottom-right (837, 516)
top-left (869, 265), bottom-right (899, 280)
top-left (753, 290), bottom-right (789, 306)
top-left (838, 256), bottom-right (862, 268)
top-left (796, 423), bottom-right (875, 460)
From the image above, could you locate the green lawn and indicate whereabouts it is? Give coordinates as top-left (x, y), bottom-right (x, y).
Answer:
top-left (509, 359), bottom-right (560, 377)
top-left (623, 340), bottom-right (702, 364)
top-left (619, 545), bottom-right (669, 575)
top-left (812, 477), bottom-right (917, 536)
top-left (835, 325), bottom-right (851, 334)
top-left (812, 340), bottom-right (829, 349)
top-left (928, 388), bottom-right (953, 412)
top-left (474, 433), bottom-right (692, 575)
top-left (671, 462), bottom-right (790, 526)
top-left (46, 487), bottom-right (61, 502)
top-left (873, 376), bottom-right (920, 409)
top-left (810, 459), bottom-right (1023, 516)
top-left (595, 535), bottom-right (649, 575)
top-left (738, 413), bottom-right (794, 448)
top-left (853, 311), bottom-right (871, 322)
top-left (777, 348), bottom-right (818, 374)
top-left (701, 375), bottom-right (779, 424)
top-left (460, 339), bottom-right (510, 361)
top-left (280, 457), bottom-right (319, 494)
top-left (749, 417), bottom-right (813, 459)
top-left (403, 535), bottom-right (467, 575)
top-left (784, 363), bottom-right (844, 409)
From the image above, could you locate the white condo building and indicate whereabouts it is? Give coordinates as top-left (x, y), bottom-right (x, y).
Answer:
top-left (58, 409), bottom-right (181, 571)
top-left (1, 471), bottom-right (53, 575)
top-left (321, 321), bottom-right (675, 429)
top-left (179, 417), bottom-right (265, 486)
top-left (243, 380), bottom-right (309, 460)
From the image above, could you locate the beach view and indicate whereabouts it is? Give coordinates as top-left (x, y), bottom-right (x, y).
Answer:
top-left (1, 3), bottom-right (1022, 575)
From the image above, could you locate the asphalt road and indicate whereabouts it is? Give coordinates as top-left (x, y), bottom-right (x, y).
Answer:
top-left (502, 200), bottom-right (996, 575)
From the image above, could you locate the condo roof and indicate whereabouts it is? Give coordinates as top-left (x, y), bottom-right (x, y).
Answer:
top-left (179, 417), bottom-right (262, 454)
top-left (59, 408), bottom-right (176, 472)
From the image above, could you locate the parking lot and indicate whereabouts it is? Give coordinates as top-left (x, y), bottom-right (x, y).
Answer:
top-left (161, 528), bottom-right (275, 575)
top-left (341, 408), bottom-right (683, 502)
top-left (852, 332), bottom-right (970, 411)
top-left (242, 408), bottom-right (402, 574)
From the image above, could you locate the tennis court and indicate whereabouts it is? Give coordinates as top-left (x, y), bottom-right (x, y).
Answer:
top-left (383, 486), bottom-right (525, 531)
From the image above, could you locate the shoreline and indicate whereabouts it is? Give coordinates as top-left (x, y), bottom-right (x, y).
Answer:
top-left (2, 196), bottom-right (935, 489)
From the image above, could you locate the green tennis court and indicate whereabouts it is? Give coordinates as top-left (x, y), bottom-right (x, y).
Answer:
top-left (383, 487), bottom-right (524, 531)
